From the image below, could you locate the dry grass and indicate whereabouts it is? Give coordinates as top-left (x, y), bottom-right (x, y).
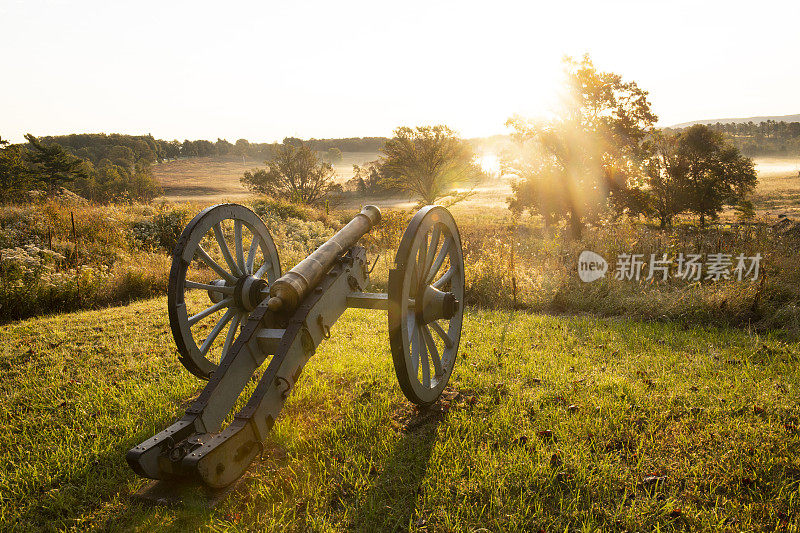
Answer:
top-left (153, 153), bottom-right (381, 203)
top-left (151, 153), bottom-right (800, 223)
top-left (751, 157), bottom-right (800, 217)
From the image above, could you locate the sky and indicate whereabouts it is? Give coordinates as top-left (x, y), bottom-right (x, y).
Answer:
top-left (1, 0), bottom-right (799, 144)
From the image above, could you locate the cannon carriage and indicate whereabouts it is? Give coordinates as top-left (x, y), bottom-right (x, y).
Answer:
top-left (127, 203), bottom-right (465, 490)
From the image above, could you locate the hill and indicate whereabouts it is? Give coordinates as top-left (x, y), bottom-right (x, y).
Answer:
top-left (670, 113), bottom-right (800, 129)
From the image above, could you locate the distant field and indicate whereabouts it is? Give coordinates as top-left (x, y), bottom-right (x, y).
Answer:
top-left (152, 154), bottom-right (800, 218)
top-left (752, 157), bottom-right (800, 217)
top-left (153, 153), bottom-right (380, 203)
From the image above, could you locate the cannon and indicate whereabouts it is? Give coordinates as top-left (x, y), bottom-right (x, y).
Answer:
top-left (127, 203), bottom-right (465, 490)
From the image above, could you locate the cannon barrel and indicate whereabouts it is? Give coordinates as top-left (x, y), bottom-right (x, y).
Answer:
top-left (267, 205), bottom-right (381, 312)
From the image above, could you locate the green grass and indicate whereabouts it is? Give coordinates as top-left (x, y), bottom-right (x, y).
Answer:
top-left (2, 298), bottom-right (800, 531)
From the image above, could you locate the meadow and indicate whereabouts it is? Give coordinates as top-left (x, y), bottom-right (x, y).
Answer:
top-left (151, 154), bottom-right (800, 215)
top-left (1, 154), bottom-right (800, 531)
top-left (153, 153), bottom-right (381, 203)
top-left (2, 298), bottom-right (799, 531)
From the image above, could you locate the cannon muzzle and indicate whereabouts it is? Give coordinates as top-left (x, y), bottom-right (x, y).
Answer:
top-left (267, 205), bottom-right (381, 312)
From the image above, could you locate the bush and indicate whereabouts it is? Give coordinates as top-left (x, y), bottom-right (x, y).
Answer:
top-left (252, 198), bottom-right (314, 222)
top-left (130, 208), bottom-right (189, 252)
top-left (0, 202), bottom-right (180, 323)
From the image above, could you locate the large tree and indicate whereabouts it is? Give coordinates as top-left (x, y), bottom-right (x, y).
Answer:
top-left (505, 55), bottom-right (657, 238)
top-left (379, 125), bottom-right (484, 205)
top-left (241, 141), bottom-right (340, 205)
top-left (672, 124), bottom-right (757, 226)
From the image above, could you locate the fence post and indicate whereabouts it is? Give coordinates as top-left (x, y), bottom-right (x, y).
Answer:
top-left (509, 219), bottom-right (517, 309)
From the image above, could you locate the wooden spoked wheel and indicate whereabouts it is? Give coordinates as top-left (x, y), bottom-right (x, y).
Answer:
top-left (389, 206), bottom-right (465, 405)
top-left (168, 204), bottom-right (281, 379)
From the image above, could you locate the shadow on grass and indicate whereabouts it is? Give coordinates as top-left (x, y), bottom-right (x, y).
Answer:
top-left (351, 403), bottom-right (448, 532)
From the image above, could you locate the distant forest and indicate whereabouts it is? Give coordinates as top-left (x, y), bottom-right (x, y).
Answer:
top-left (25, 120), bottom-right (800, 172)
top-left (667, 120), bottom-right (800, 156)
top-left (25, 134), bottom-right (390, 164)
top-left (0, 133), bottom-right (390, 203)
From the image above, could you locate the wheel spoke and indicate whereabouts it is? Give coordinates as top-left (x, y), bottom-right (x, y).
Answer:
top-left (221, 313), bottom-right (243, 360)
top-left (196, 245), bottom-right (237, 284)
top-left (429, 320), bottom-right (454, 349)
top-left (234, 220), bottom-right (246, 274)
top-left (410, 319), bottom-right (420, 372)
top-left (255, 260), bottom-right (272, 279)
top-left (422, 226), bottom-right (441, 281)
top-left (419, 325), bottom-right (430, 387)
top-left (188, 297), bottom-right (231, 326)
top-left (246, 234), bottom-right (261, 275)
top-left (422, 325), bottom-right (443, 377)
top-left (409, 265), bottom-right (419, 297)
top-left (199, 309), bottom-right (233, 355)
top-left (417, 233), bottom-right (428, 280)
top-left (432, 266), bottom-right (455, 289)
top-left (213, 222), bottom-right (242, 278)
top-left (426, 238), bottom-right (451, 284)
top-left (185, 280), bottom-right (234, 294)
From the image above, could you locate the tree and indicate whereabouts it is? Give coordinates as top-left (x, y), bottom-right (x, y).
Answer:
top-left (504, 55), bottom-right (657, 238)
top-left (24, 134), bottom-right (88, 197)
top-left (71, 158), bottom-right (161, 203)
top-left (235, 139), bottom-right (250, 158)
top-left (348, 160), bottom-right (387, 195)
top-left (0, 137), bottom-right (30, 203)
top-left (640, 133), bottom-right (687, 228)
top-left (241, 141), bottom-right (340, 205)
top-left (379, 125), bottom-right (484, 205)
top-left (216, 138), bottom-right (233, 155)
top-left (129, 161), bottom-right (162, 202)
top-left (507, 161), bottom-right (570, 232)
top-left (673, 124), bottom-right (757, 226)
top-left (181, 140), bottom-right (197, 157)
top-left (325, 147), bottom-right (343, 163)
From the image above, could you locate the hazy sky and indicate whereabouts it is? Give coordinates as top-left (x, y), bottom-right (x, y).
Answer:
top-left (1, 0), bottom-right (798, 144)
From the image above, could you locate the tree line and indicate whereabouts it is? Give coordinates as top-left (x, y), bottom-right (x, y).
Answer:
top-left (0, 134), bottom-right (160, 203)
top-left (7, 133), bottom-right (389, 166)
top-left (675, 120), bottom-right (800, 156)
top-left (0, 132), bottom-right (391, 204)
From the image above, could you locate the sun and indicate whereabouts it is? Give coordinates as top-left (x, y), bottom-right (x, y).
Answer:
top-left (478, 153), bottom-right (501, 177)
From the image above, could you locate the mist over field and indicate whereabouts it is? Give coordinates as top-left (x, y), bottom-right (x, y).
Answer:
top-left (150, 150), bottom-right (800, 215)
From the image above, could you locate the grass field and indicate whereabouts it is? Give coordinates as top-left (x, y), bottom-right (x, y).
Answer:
top-left (752, 158), bottom-right (800, 217)
top-left (3, 153), bottom-right (800, 531)
top-left (153, 153), bottom-right (380, 203)
top-left (2, 296), bottom-right (799, 531)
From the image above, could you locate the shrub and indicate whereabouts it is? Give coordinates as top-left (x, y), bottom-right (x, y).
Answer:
top-left (130, 208), bottom-right (188, 252)
top-left (251, 198), bottom-right (316, 222)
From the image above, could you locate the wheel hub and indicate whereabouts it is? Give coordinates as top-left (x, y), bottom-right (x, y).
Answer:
top-left (419, 285), bottom-right (459, 324)
top-left (234, 275), bottom-right (268, 312)
top-left (207, 276), bottom-right (268, 312)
